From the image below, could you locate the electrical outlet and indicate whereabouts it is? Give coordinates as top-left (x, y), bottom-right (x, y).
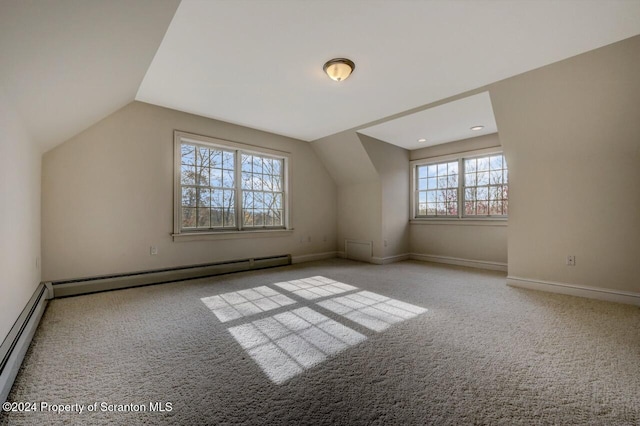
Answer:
top-left (150, 246), bottom-right (158, 256)
top-left (566, 255), bottom-right (575, 266)
top-left (383, 240), bottom-right (388, 247)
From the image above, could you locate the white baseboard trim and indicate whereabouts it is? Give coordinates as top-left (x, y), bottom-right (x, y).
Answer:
top-left (291, 252), bottom-right (338, 264)
top-left (336, 251), bottom-right (345, 259)
top-left (1, 283), bottom-right (49, 404)
top-left (507, 276), bottom-right (640, 306)
top-left (371, 253), bottom-right (411, 265)
top-left (410, 253), bottom-right (508, 272)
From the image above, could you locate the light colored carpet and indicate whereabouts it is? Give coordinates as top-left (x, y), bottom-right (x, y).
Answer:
top-left (2, 259), bottom-right (639, 425)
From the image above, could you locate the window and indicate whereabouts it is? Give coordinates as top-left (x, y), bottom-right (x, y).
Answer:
top-left (463, 154), bottom-right (508, 216)
top-left (413, 152), bottom-right (508, 219)
top-left (416, 161), bottom-right (459, 217)
top-left (174, 132), bottom-right (289, 234)
top-left (240, 153), bottom-right (285, 227)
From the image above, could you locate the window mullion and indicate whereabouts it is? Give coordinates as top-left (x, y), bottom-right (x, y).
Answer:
top-left (236, 150), bottom-right (243, 231)
top-left (419, 166), bottom-right (423, 218)
top-left (416, 167), bottom-right (420, 218)
top-left (458, 158), bottom-right (463, 218)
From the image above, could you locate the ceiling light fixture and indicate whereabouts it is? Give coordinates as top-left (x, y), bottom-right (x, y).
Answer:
top-left (470, 125), bottom-right (484, 131)
top-left (417, 138), bottom-right (427, 143)
top-left (323, 58), bottom-right (355, 82)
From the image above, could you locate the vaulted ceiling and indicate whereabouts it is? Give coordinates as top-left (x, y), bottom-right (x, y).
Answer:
top-left (0, 0), bottom-right (180, 152)
top-left (1, 0), bottom-right (639, 152)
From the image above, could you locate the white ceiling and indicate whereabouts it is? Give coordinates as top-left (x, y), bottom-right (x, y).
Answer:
top-left (0, 0), bottom-right (180, 152)
top-left (1, 1), bottom-right (640, 151)
top-left (137, 0), bottom-right (640, 143)
top-left (358, 92), bottom-right (497, 150)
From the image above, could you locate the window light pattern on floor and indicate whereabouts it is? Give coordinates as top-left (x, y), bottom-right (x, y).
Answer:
top-left (228, 307), bottom-right (366, 384)
top-left (201, 276), bottom-right (427, 385)
top-left (201, 286), bottom-right (295, 322)
top-left (273, 276), bottom-right (357, 300)
top-left (317, 291), bottom-right (427, 332)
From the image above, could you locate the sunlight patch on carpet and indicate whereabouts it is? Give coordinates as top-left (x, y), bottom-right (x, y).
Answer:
top-left (202, 276), bottom-right (427, 384)
top-left (201, 286), bottom-right (296, 322)
top-left (228, 307), bottom-right (366, 384)
top-left (273, 276), bottom-right (357, 300)
top-left (318, 291), bottom-right (427, 332)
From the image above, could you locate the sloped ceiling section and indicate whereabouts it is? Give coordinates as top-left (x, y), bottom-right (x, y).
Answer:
top-left (2, 0), bottom-right (639, 152)
top-left (311, 131), bottom-right (379, 187)
top-left (0, 0), bottom-right (180, 152)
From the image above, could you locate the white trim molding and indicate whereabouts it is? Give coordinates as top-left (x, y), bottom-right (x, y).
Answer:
top-left (372, 254), bottom-right (411, 265)
top-left (172, 229), bottom-right (293, 242)
top-left (507, 276), bottom-right (640, 306)
top-left (291, 252), bottom-right (338, 264)
top-left (409, 219), bottom-right (507, 227)
top-left (410, 253), bottom-right (508, 272)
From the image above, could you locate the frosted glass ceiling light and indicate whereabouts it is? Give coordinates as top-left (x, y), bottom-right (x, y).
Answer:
top-left (470, 125), bottom-right (484, 131)
top-left (323, 58), bottom-right (355, 82)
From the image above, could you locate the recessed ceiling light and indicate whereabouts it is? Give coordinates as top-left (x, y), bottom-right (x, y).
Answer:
top-left (470, 125), bottom-right (484, 131)
top-left (417, 138), bottom-right (427, 143)
top-left (323, 58), bottom-right (355, 82)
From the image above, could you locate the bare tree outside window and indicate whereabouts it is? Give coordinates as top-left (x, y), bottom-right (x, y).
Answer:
top-left (416, 161), bottom-right (458, 217)
top-left (178, 138), bottom-right (286, 232)
top-left (241, 154), bottom-right (285, 228)
top-left (180, 144), bottom-right (236, 229)
top-left (414, 153), bottom-right (508, 219)
top-left (464, 154), bottom-right (508, 216)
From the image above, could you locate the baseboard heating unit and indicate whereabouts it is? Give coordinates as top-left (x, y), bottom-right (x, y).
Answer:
top-left (0, 283), bottom-right (49, 403)
top-left (0, 254), bottom-right (291, 403)
top-left (48, 254), bottom-right (292, 298)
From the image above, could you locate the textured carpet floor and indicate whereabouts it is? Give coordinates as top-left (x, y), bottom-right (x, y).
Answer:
top-left (2, 259), bottom-right (639, 425)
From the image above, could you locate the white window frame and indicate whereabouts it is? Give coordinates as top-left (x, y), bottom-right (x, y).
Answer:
top-left (173, 131), bottom-right (291, 240)
top-left (410, 147), bottom-right (508, 222)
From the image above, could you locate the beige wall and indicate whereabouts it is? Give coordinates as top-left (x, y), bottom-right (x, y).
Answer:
top-left (311, 130), bottom-right (384, 258)
top-left (310, 131), bottom-right (378, 186)
top-left (409, 133), bottom-right (508, 265)
top-left (42, 101), bottom-right (337, 281)
top-left (337, 182), bottom-right (382, 257)
top-left (0, 86), bottom-right (41, 343)
top-left (36, 34), bottom-right (640, 305)
top-left (491, 35), bottom-right (640, 293)
top-left (311, 131), bottom-right (410, 260)
top-left (410, 133), bottom-right (503, 161)
top-left (360, 134), bottom-right (410, 258)
top-left (312, 129), bottom-right (503, 264)
top-left (410, 223), bottom-right (507, 263)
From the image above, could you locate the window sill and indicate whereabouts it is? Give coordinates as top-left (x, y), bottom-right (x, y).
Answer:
top-left (410, 219), bottom-right (507, 227)
top-left (172, 229), bottom-right (294, 242)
